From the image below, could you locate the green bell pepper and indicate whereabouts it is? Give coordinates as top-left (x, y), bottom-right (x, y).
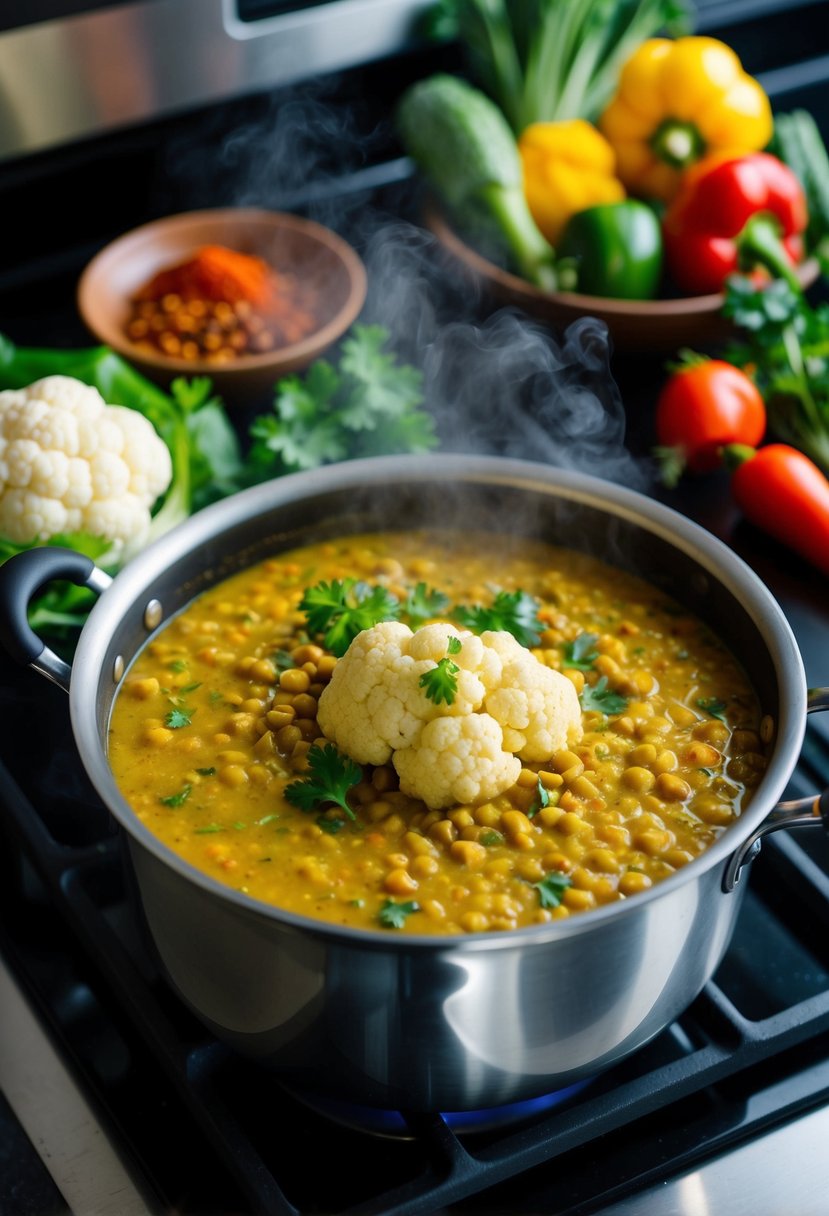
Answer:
top-left (558, 200), bottom-right (663, 299)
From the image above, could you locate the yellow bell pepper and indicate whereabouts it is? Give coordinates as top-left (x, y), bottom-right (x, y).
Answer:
top-left (598, 36), bottom-right (773, 203)
top-left (518, 119), bottom-right (626, 246)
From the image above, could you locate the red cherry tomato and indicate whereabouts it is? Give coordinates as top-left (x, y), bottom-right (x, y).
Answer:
top-left (655, 360), bottom-right (766, 483)
top-left (727, 443), bottom-right (829, 577)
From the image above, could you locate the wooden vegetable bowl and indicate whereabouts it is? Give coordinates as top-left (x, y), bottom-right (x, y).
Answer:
top-left (424, 203), bottom-right (819, 355)
top-left (78, 208), bottom-right (368, 403)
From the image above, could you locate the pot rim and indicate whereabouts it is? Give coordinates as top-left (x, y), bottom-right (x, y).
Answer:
top-left (69, 453), bottom-right (807, 950)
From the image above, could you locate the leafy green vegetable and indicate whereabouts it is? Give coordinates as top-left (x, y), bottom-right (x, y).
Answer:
top-left (159, 783), bottom-right (193, 807)
top-left (403, 582), bottom-right (451, 627)
top-left (284, 743), bottom-right (362, 820)
top-left (245, 325), bottom-right (436, 481)
top-left (420, 636), bottom-right (462, 705)
top-left (533, 870), bottom-right (572, 909)
top-left (454, 589), bottom-right (543, 647)
top-left (196, 767), bottom-right (217, 777)
top-left (164, 707), bottom-right (194, 729)
top-left (696, 697), bottom-right (727, 720)
top-left (423, 0), bottom-right (691, 131)
top-left (722, 276), bottom-right (829, 475)
top-left (299, 578), bottom-right (400, 656)
top-left (562, 632), bottom-right (600, 671)
top-left (580, 676), bottom-right (628, 715)
top-left (378, 899), bottom-right (421, 929)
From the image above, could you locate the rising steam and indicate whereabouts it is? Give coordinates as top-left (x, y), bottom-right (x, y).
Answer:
top-left (163, 86), bottom-right (653, 492)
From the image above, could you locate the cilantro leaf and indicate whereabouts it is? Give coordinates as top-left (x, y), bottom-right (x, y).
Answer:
top-left (378, 899), bottom-right (420, 929)
top-left (284, 743), bottom-right (362, 820)
top-left (403, 582), bottom-right (450, 627)
top-left (159, 783), bottom-right (192, 807)
top-left (527, 777), bottom-right (551, 819)
top-left (299, 578), bottom-right (400, 656)
top-left (420, 635), bottom-right (462, 705)
top-left (562, 632), bottom-right (600, 671)
top-left (696, 697), bottom-right (727, 720)
top-left (453, 589), bottom-right (543, 647)
top-left (580, 676), bottom-right (628, 715)
top-left (533, 871), bottom-right (572, 909)
top-left (420, 655), bottom-right (460, 705)
top-left (165, 706), bottom-right (194, 729)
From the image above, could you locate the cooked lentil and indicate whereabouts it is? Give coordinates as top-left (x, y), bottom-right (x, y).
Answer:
top-left (108, 529), bottom-right (767, 935)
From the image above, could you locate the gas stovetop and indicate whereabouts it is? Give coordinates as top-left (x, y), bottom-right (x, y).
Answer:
top-left (2, 2), bottom-right (829, 1212)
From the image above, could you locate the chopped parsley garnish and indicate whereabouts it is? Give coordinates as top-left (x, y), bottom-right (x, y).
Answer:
top-left (283, 742), bottom-right (362, 820)
top-left (453, 589), bottom-right (543, 648)
top-left (479, 829), bottom-right (504, 846)
top-left (403, 582), bottom-right (450, 627)
top-left (378, 899), bottom-right (420, 929)
top-left (194, 823), bottom-right (225, 834)
top-left (527, 777), bottom-right (551, 819)
top-left (177, 681), bottom-right (202, 695)
top-left (419, 636), bottom-right (462, 705)
top-left (299, 578), bottom-right (400, 656)
top-left (196, 767), bottom-right (216, 777)
top-left (533, 871), bottom-right (572, 909)
top-left (580, 676), bottom-right (628, 715)
top-left (165, 706), bottom-right (194, 729)
top-left (562, 632), bottom-right (600, 671)
top-left (159, 783), bottom-right (192, 807)
top-left (168, 659), bottom-right (188, 673)
top-left (696, 697), bottom-right (727, 721)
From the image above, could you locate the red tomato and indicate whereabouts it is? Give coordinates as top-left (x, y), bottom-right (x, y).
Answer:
top-left (655, 360), bottom-right (767, 481)
top-left (728, 443), bottom-right (829, 577)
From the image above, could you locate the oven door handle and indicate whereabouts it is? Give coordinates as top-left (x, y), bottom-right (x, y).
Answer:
top-left (0, 546), bottom-right (111, 692)
top-left (723, 687), bottom-right (829, 891)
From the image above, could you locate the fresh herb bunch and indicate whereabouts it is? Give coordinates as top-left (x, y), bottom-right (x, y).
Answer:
top-left (245, 324), bottom-right (436, 480)
top-left (722, 275), bottom-right (829, 474)
top-left (423, 0), bottom-right (691, 131)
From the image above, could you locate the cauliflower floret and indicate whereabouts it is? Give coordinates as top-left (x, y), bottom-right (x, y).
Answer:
top-left (317, 618), bottom-right (584, 809)
top-left (482, 630), bottom-right (583, 760)
top-left (317, 621), bottom-right (437, 765)
top-left (0, 375), bottom-right (172, 551)
top-left (393, 713), bottom-right (521, 809)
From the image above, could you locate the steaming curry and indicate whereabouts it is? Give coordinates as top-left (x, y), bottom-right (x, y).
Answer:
top-left (108, 529), bottom-right (767, 935)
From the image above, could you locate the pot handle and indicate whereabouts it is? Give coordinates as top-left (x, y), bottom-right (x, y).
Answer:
top-left (0, 546), bottom-right (112, 692)
top-left (723, 686), bottom-right (829, 891)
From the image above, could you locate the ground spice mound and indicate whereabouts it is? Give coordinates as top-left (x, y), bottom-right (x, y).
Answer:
top-left (126, 243), bottom-right (318, 363)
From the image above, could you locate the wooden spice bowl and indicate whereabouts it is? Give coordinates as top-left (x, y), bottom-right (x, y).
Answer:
top-left (424, 202), bottom-right (820, 355)
top-left (77, 208), bottom-right (368, 404)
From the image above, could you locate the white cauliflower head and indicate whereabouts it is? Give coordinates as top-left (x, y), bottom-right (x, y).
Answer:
top-left (0, 375), bottom-right (172, 553)
top-left (317, 620), bottom-right (583, 809)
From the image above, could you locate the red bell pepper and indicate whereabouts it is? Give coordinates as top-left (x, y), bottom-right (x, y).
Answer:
top-left (662, 151), bottom-right (808, 296)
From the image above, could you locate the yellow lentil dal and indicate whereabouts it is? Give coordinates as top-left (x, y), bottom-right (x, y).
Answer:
top-left (107, 530), bottom-right (767, 935)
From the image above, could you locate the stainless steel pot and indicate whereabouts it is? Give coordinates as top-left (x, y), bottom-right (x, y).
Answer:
top-left (1, 453), bottom-right (827, 1113)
